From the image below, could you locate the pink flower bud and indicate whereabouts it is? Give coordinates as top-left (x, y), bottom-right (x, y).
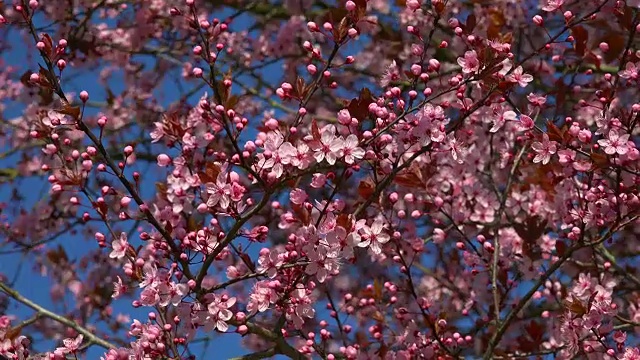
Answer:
top-left (120, 196), bottom-right (131, 207)
top-left (406, 0), bottom-right (421, 11)
top-left (307, 21), bottom-right (319, 32)
top-left (532, 15), bottom-right (544, 26)
top-left (79, 91), bottom-right (89, 102)
top-left (345, 0), bottom-right (356, 11)
top-left (599, 42), bottom-right (609, 52)
top-left (157, 154), bottom-right (171, 167)
top-left (337, 109), bottom-right (351, 125)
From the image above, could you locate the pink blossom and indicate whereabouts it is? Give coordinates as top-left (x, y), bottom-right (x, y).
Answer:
top-left (310, 125), bottom-right (342, 165)
top-left (339, 134), bottom-right (365, 164)
top-left (109, 232), bottom-right (128, 259)
top-left (247, 281), bottom-right (277, 314)
top-left (542, 0), bottom-right (564, 12)
top-left (457, 50), bottom-right (480, 74)
top-left (622, 347), bottom-right (640, 360)
top-left (446, 132), bottom-right (468, 164)
top-left (311, 173), bottom-right (327, 188)
top-left (619, 62), bottom-right (639, 80)
top-left (490, 110), bottom-right (517, 133)
top-left (207, 295), bottom-right (236, 332)
top-left (380, 60), bottom-right (401, 86)
top-left (56, 334), bottom-right (83, 355)
top-left (531, 134), bottom-right (557, 164)
top-left (598, 128), bottom-right (630, 155)
top-left (527, 93), bottom-right (547, 106)
top-left (290, 188), bottom-right (307, 204)
top-left (206, 171), bottom-right (231, 209)
top-left (358, 219), bottom-right (390, 254)
top-left (112, 276), bottom-right (127, 299)
top-left (506, 66), bottom-right (534, 87)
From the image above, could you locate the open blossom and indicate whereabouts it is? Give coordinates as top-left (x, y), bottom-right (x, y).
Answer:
top-left (304, 242), bottom-right (340, 283)
top-left (516, 114), bottom-right (535, 131)
top-left (42, 110), bottom-right (75, 127)
top-left (457, 50), bottom-right (480, 74)
top-left (112, 276), bottom-right (127, 299)
top-left (541, 0), bottom-right (564, 12)
top-left (247, 281), bottom-right (277, 314)
top-left (310, 125), bottom-right (342, 165)
top-left (622, 347), bottom-right (640, 360)
top-left (311, 173), bottom-right (327, 188)
top-left (55, 335), bottom-right (83, 355)
top-left (598, 128), bottom-right (630, 155)
top-left (290, 188), bottom-right (307, 204)
top-left (256, 131), bottom-right (290, 177)
top-left (109, 232), bottom-right (128, 259)
top-left (207, 295), bottom-right (236, 332)
top-left (206, 171), bottom-right (231, 209)
top-left (358, 219), bottom-right (390, 254)
top-left (527, 93), bottom-right (547, 106)
top-left (531, 134), bottom-right (557, 164)
top-left (619, 62), bottom-right (639, 80)
top-left (340, 134), bottom-right (365, 164)
top-left (490, 110), bottom-right (517, 133)
top-left (446, 132), bottom-right (468, 164)
top-left (380, 60), bottom-right (401, 86)
top-left (506, 66), bottom-right (534, 87)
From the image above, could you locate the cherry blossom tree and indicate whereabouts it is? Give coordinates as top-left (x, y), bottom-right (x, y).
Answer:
top-left (0, 0), bottom-right (639, 359)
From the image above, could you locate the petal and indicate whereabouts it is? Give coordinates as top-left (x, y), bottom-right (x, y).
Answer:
top-left (216, 320), bottom-right (229, 332)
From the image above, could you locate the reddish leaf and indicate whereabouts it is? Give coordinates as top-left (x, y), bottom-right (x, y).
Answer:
top-left (394, 169), bottom-right (423, 188)
top-left (486, 10), bottom-right (506, 39)
top-left (40, 33), bottom-right (54, 58)
top-left (155, 182), bottom-right (169, 202)
top-left (599, 33), bottom-right (626, 63)
top-left (373, 278), bottom-right (383, 301)
top-left (466, 14), bottom-right (477, 33)
top-left (46, 245), bottom-right (69, 265)
top-left (590, 152), bottom-right (610, 169)
top-left (357, 180), bottom-right (375, 199)
top-left (336, 214), bottom-right (351, 231)
top-left (20, 71), bottom-right (35, 87)
top-left (295, 76), bottom-right (306, 99)
top-left (311, 118), bottom-right (321, 141)
top-left (225, 95), bottom-right (239, 110)
top-left (564, 294), bottom-right (588, 317)
top-left (239, 253), bottom-right (256, 272)
top-left (525, 321), bottom-right (544, 342)
top-left (584, 51), bottom-right (602, 70)
top-left (5, 326), bottom-right (23, 341)
top-left (292, 203), bottom-right (310, 225)
top-left (57, 104), bottom-right (81, 120)
top-left (617, 6), bottom-right (634, 30)
top-left (546, 121), bottom-right (565, 143)
top-left (554, 78), bottom-right (567, 107)
top-left (514, 216), bottom-right (547, 260)
top-left (354, 0), bottom-right (367, 20)
top-left (571, 26), bottom-right (588, 56)
top-left (588, 290), bottom-right (598, 311)
top-left (346, 87), bottom-right (373, 121)
top-left (556, 240), bottom-right (567, 257)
